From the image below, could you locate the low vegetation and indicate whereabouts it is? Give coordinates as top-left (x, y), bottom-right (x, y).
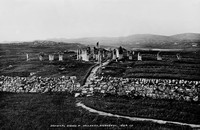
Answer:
top-left (82, 95), bottom-right (200, 125)
top-left (0, 43), bottom-right (94, 83)
top-left (101, 54), bottom-right (200, 80)
top-left (1, 42), bottom-right (200, 129)
top-left (0, 92), bottom-right (192, 129)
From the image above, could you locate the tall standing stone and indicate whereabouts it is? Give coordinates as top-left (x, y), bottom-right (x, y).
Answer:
top-left (138, 52), bottom-right (142, 61)
top-left (26, 53), bottom-right (29, 61)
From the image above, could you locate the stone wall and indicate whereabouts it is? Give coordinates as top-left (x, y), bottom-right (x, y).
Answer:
top-left (1, 74), bottom-right (200, 102)
top-left (0, 75), bottom-right (81, 93)
top-left (82, 76), bottom-right (200, 102)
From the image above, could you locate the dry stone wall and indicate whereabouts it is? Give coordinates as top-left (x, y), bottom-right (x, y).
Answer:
top-left (1, 74), bottom-right (200, 102)
top-left (82, 76), bottom-right (200, 102)
top-left (0, 75), bottom-right (80, 93)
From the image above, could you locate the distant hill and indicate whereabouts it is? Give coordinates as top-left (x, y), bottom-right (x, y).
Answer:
top-left (3, 40), bottom-right (85, 49)
top-left (171, 33), bottom-right (200, 42)
top-left (49, 33), bottom-right (200, 49)
top-left (0, 40), bottom-right (86, 55)
top-left (1, 33), bottom-right (200, 49)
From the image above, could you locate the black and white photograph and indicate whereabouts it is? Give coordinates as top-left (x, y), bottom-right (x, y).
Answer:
top-left (0, 0), bottom-right (200, 129)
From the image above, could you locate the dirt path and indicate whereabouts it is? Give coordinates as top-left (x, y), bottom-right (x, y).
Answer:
top-left (76, 102), bottom-right (200, 129)
top-left (84, 60), bottom-right (110, 86)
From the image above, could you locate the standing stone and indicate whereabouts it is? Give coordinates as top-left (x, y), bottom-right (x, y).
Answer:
top-left (59, 54), bottom-right (63, 61)
top-left (26, 53), bottom-right (29, 61)
top-left (39, 55), bottom-right (43, 61)
top-left (157, 52), bottom-right (162, 60)
top-left (176, 53), bottom-right (181, 60)
top-left (49, 54), bottom-right (54, 62)
top-left (138, 52), bottom-right (142, 61)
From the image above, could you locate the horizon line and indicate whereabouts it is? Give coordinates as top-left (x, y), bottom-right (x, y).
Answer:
top-left (1, 32), bottom-right (200, 43)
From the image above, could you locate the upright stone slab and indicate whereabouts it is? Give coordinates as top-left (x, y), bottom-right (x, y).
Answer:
top-left (49, 54), bottom-right (54, 62)
top-left (176, 53), bottom-right (181, 60)
top-left (39, 55), bottom-right (43, 61)
top-left (137, 52), bottom-right (142, 61)
top-left (157, 52), bottom-right (162, 60)
top-left (26, 53), bottom-right (29, 61)
top-left (59, 54), bottom-right (63, 61)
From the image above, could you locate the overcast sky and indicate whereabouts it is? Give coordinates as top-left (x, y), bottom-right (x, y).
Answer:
top-left (0, 0), bottom-right (200, 42)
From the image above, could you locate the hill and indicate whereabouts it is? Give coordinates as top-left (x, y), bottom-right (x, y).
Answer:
top-left (0, 40), bottom-right (85, 55)
top-left (1, 33), bottom-right (200, 49)
top-left (171, 33), bottom-right (200, 42)
top-left (49, 33), bottom-right (200, 49)
top-left (8, 40), bottom-right (85, 49)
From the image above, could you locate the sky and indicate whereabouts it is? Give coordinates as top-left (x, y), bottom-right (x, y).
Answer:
top-left (0, 0), bottom-right (200, 42)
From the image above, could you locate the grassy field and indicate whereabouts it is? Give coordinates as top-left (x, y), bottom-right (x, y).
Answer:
top-left (1, 43), bottom-right (200, 129)
top-left (0, 43), bottom-right (94, 83)
top-left (0, 92), bottom-right (193, 130)
top-left (101, 52), bottom-right (200, 80)
top-left (82, 94), bottom-right (200, 125)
